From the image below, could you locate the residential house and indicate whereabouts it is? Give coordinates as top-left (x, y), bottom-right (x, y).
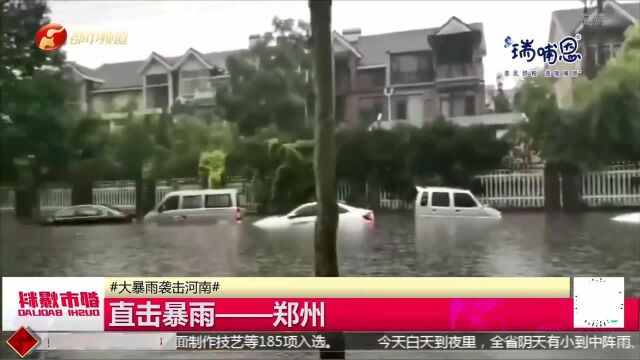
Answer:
top-left (334, 16), bottom-right (488, 128)
top-left (66, 16), bottom-right (500, 131)
top-left (64, 48), bottom-right (244, 129)
top-left (549, 0), bottom-right (639, 108)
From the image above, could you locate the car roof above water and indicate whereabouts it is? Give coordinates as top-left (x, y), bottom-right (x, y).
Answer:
top-left (164, 188), bottom-right (238, 197)
top-left (415, 186), bottom-right (470, 193)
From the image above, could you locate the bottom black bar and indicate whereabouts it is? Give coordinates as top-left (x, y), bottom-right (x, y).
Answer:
top-left (176, 332), bottom-right (639, 352)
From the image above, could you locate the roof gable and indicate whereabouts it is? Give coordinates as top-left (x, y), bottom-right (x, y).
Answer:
top-left (332, 31), bottom-right (363, 58)
top-left (173, 48), bottom-right (213, 70)
top-left (64, 62), bottom-right (105, 83)
top-left (351, 22), bottom-right (485, 65)
top-left (552, 0), bottom-right (639, 36)
top-left (434, 16), bottom-right (472, 36)
top-left (137, 52), bottom-right (172, 74)
top-left (575, 0), bottom-right (639, 33)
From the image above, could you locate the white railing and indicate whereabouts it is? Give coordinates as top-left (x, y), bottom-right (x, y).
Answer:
top-left (380, 190), bottom-right (413, 210)
top-left (475, 170), bottom-right (545, 208)
top-left (39, 188), bottom-right (72, 211)
top-left (155, 185), bottom-right (173, 205)
top-left (93, 187), bottom-right (136, 211)
top-left (0, 187), bottom-right (15, 210)
top-left (582, 168), bottom-right (640, 207)
top-left (337, 182), bottom-right (350, 202)
top-left (2, 167), bottom-right (639, 214)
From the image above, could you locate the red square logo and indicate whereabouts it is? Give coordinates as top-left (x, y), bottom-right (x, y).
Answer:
top-left (6, 326), bottom-right (40, 358)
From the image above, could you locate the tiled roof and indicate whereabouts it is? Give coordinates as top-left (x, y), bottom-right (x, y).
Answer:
top-left (352, 22), bottom-right (484, 66)
top-left (552, 1), bottom-right (639, 34)
top-left (75, 17), bottom-right (486, 90)
top-left (88, 48), bottom-right (245, 90)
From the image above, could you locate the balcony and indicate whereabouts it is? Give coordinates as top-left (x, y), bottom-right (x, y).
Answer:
top-left (179, 76), bottom-right (229, 99)
top-left (100, 108), bottom-right (163, 121)
top-left (435, 63), bottom-right (479, 80)
top-left (390, 71), bottom-right (433, 86)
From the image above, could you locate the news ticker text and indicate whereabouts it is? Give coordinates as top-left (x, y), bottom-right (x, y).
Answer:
top-left (175, 332), bottom-right (637, 351)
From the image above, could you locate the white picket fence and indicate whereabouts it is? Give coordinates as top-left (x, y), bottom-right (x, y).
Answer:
top-left (0, 166), bottom-right (638, 212)
top-left (39, 188), bottom-right (71, 212)
top-left (582, 168), bottom-right (640, 207)
top-left (475, 170), bottom-right (545, 208)
top-left (0, 186), bottom-right (15, 210)
top-left (92, 181), bottom-right (134, 211)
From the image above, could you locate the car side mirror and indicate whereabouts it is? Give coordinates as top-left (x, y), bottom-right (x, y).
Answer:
top-left (287, 214), bottom-right (295, 219)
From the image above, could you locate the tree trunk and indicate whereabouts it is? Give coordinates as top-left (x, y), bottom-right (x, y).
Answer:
top-left (560, 162), bottom-right (583, 212)
top-left (309, 1), bottom-right (345, 358)
top-left (310, 0), bottom-right (339, 278)
top-left (544, 162), bottom-right (561, 211)
top-left (71, 180), bottom-right (93, 205)
top-left (143, 178), bottom-right (157, 214)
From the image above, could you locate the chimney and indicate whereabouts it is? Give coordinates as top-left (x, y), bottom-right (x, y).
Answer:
top-left (342, 28), bottom-right (361, 42)
top-left (249, 34), bottom-right (261, 48)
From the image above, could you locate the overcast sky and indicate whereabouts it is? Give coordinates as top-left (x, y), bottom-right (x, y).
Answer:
top-left (48, 0), bottom-right (619, 88)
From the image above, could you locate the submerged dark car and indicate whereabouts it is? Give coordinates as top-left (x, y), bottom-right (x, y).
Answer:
top-left (42, 204), bottom-right (134, 225)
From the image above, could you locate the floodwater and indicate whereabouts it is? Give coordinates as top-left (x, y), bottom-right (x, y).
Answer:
top-left (2, 211), bottom-right (639, 293)
top-left (1, 211), bottom-right (639, 359)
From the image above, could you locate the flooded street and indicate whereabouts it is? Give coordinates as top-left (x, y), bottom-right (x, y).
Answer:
top-left (2, 211), bottom-right (639, 296)
top-left (2, 211), bottom-right (639, 359)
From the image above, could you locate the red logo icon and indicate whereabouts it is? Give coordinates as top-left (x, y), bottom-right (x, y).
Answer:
top-left (35, 23), bottom-right (67, 51)
top-left (6, 326), bottom-right (40, 358)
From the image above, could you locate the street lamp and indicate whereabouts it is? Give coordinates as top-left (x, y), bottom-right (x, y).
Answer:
top-left (383, 86), bottom-right (394, 122)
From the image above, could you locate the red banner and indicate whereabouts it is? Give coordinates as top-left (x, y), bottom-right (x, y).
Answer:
top-left (104, 298), bottom-right (639, 332)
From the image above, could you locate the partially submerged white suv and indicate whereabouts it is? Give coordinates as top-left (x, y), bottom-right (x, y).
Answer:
top-left (414, 186), bottom-right (501, 219)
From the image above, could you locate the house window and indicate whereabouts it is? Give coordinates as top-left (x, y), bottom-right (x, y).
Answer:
top-left (356, 68), bottom-right (385, 89)
top-left (464, 95), bottom-right (475, 116)
top-left (358, 97), bottom-right (384, 125)
top-left (180, 69), bottom-right (214, 98)
top-left (147, 86), bottom-right (169, 109)
top-left (612, 43), bottom-right (622, 57)
top-left (146, 74), bottom-right (168, 86)
top-left (600, 45), bottom-right (611, 65)
top-left (424, 99), bottom-right (433, 121)
top-left (395, 98), bottom-right (407, 120)
top-left (181, 69), bottom-right (210, 79)
top-left (145, 73), bottom-right (169, 109)
top-left (440, 97), bottom-right (450, 118)
top-left (390, 52), bottom-right (434, 84)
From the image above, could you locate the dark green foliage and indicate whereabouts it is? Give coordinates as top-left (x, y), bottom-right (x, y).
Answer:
top-left (216, 17), bottom-right (312, 137)
top-left (512, 25), bottom-right (640, 169)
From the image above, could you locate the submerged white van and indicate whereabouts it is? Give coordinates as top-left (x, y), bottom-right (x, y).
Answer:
top-left (144, 189), bottom-right (244, 225)
top-left (414, 186), bottom-right (501, 219)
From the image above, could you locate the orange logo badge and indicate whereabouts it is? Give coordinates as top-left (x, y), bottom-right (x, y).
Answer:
top-left (35, 23), bottom-right (67, 51)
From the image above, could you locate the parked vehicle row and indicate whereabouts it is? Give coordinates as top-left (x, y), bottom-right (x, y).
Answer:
top-left (42, 186), bottom-right (506, 227)
top-left (43, 204), bottom-right (134, 225)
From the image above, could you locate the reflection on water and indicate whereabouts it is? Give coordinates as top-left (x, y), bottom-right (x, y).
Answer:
top-left (2, 211), bottom-right (639, 296)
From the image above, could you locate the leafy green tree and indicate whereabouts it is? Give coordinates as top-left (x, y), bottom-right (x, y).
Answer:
top-left (493, 89), bottom-right (511, 113)
top-left (216, 17), bottom-right (312, 137)
top-left (513, 24), bottom-right (640, 167)
top-left (571, 24), bottom-right (640, 164)
top-left (1, 0), bottom-right (65, 89)
top-left (0, 70), bottom-right (78, 183)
